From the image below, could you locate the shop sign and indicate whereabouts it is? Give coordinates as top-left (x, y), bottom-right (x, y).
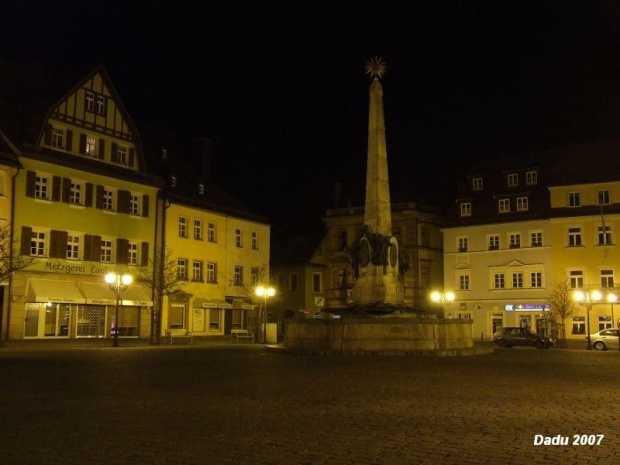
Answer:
top-left (37, 260), bottom-right (123, 276)
top-left (505, 304), bottom-right (549, 312)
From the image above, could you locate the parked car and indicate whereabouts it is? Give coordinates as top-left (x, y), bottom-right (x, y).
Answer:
top-left (589, 329), bottom-right (620, 351)
top-left (492, 327), bottom-right (555, 349)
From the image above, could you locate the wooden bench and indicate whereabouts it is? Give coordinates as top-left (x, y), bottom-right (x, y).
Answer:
top-left (164, 330), bottom-right (193, 345)
top-left (230, 329), bottom-right (254, 343)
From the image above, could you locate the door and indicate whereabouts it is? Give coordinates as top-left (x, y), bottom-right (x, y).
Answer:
top-left (24, 308), bottom-right (39, 338)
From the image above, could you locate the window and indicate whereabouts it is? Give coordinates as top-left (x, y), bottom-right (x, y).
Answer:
top-left (516, 197), bottom-right (528, 211)
top-left (128, 242), bottom-right (138, 265)
top-left (472, 177), bottom-right (483, 191)
top-left (598, 226), bottom-right (612, 246)
top-left (568, 192), bottom-right (581, 207)
top-left (460, 202), bottom-right (471, 217)
top-left (420, 226), bottom-right (430, 247)
top-left (531, 272), bottom-right (542, 288)
top-left (570, 270), bottom-right (584, 289)
top-left (31, 231), bottom-right (46, 256)
top-left (101, 240), bottom-right (113, 263)
top-left (531, 231), bottom-right (543, 247)
top-left (177, 259), bottom-right (187, 280)
top-left (209, 308), bottom-right (220, 331)
top-left (116, 146), bottom-right (127, 165)
top-left (519, 315), bottom-right (531, 330)
top-left (498, 199), bottom-right (510, 213)
top-left (35, 175), bottom-right (49, 200)
top-left (488, 235), bottom-right (500, 250)
top-left (600, 269), bottom-right (614, 289)
top-left (129, 194), bottom-right (140, 215)
top-left (512, 272), bottom-right (523, 289)
top-left (85, 91), bottom-right (95, 112)
top-left (598, 189), bottom-right (611, 205)
top-left (85, 136), bottom-right (97, 157)
top-left (507, 173), bottom-right (518, 187)
top-left (420, 262), bottom-right (431, 290)
top-left (457, 237), bottom-right (468, 253)
top-left (207, 222), bottom-right (216, 242)
top-left (313, 273), bottom-right (322, 292)
top-left (459, 274), bottom-right (470, 290)
top-left (526, 171), bottom-right (537, 185)
top-left (235, 229), bottom-right (242, 248)
top-left (568, 227), bottom-right (582, 247)
top-left (96, 95), bottom-right (106, 115)
top-left (290, 273), bottom-right (299, 292)
top-left (572, 316), bottom-right (585, 335)
top-left (194, 219), bottom-right (203, 240)
top-left (51, 128), bottom-right (65, 148)
top-left (251, 267), bottom-right (259, 285)
top-left (251, 232), bottom-right (258, 250)
top-left (192, 261), bottom-right (203, 281)
top-left (103, 188), bottom-right (115, 211)
top-left (66, 235), bottom-right (80, 260)
top-left (207, 262), bottom-right (217, 283)
top-left (199, 184), bottom-right (204, 195)
top-left (70, 182), bottom-right (82, 205)
top-left (509, 233), bottom-right (521, 249)
top-left (179, 217), bottom-right (187, 238)
top-left (493, 273), bottom-right (505, 289)
top-left (170, 176), bottom-right (176, 187)
top-left (234, 265), bottom-right (243, 286)
top-left (169, 305), bottom-right (185, 330)
top-left (598, 316), bottom-right (612, 331)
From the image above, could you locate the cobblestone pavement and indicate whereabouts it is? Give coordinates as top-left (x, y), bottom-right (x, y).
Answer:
top-left (0, 342), bottom-right (618, 465)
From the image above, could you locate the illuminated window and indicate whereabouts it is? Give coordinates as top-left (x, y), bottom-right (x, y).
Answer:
top-left (598, 189), bottom-right (611, 205)
top-left (512, 272), bottom-right (523, 288)
top-left (51, 128), bottom-right (65, 148)
top-left (498, 199), bottom-right (510, 213)
top-left (177, 259), bottom-right (187, 280)
top-left (30, 230), bottom-right (46, 256)
top-left (207, 222), bottom-right (216, 242)
top-left (568, 227), bottom-right (582, 247)
top-left (66, 235), bottom-right (80, 260)
top-left (207, 262), bottom-right (217, 283)
top-left (507, 173), bottom-right (518, 187)
top-left (472, 177), bottom-right (483, 191)
top-left (234, 265), bottom-right (243, 286)
top-left (85, 91), bottom-right (95, 112)
top-left (101, 240), bottom-right (113, 263)
top-left (526, 171), bottom-right (537, 185)
top-left (460, 202), bottom-right (471, 217)
top-left (570, 270), bottom-right (584, 289)
top-left (568, 192), bottom-right (581, 207)
top-left (516, 197), bottom-right (528, 211)
top-left (85, 136), bottom-right (97, 157)
top-left (531, 272), bottom-right (542, 288)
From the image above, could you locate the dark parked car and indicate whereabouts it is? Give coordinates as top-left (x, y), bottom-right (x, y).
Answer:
top-left (492, 327), bottom-right (555, 349)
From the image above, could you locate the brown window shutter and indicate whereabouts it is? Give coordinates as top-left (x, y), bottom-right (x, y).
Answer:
top-left (61, 178), bottom-right (71, 203)
top-left (44, 124), bottom-right (52, 146)
top-left (98, 139), bottom-right (105, 160)
top-left (129, 148), bottom-right (135, 167)
top-left (142, 194), bottom-right (149, 217)
top-left (95, 185), bottom-right (104, 209)
top-left (20, 226), bottom-right (33, 255)
top-left (79, 133), bottom-right (87, 154)
top-left (85, 183), bottom-right (93, 207)
top-left (92, 236), bottom-right (102, 261)
top-left (111, 142), bottom-right (118, 163)
top-left (84, 234), bottom-right (93, 261)
top-left (25, 171), bottom-right (36, 198)
top-left (65, 129), bottom-right (73, 151)
top-left (50, 230), bottom-right (68, 259)
top-left (117, 238), bottom-right (129, 264)
top-left (141, 242), bottom-right (149, 266)
top-left (52, 176), bottom-right (61, 202)
top-left (117, 190), bottom-right (130, 214)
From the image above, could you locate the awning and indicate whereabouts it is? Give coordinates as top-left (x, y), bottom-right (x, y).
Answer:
top-left (231, 298), bottom-right (256, 310)
top-left (193, 298), bottom-right (232, 308)
top-left (78, 282), bottom-right (117, 305)
top-left (120, 285), bottom-right (153, 307)
top-left (26, 279), bottom-right (86, 304)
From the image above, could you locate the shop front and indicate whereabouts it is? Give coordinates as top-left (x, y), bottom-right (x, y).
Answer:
top-left (191, 299), bottom-right (233, 336)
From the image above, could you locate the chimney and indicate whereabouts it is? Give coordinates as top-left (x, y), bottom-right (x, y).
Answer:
top-left (194, 138), bottom-right (213, 182)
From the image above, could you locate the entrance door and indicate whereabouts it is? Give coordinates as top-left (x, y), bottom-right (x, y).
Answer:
top-left (536, 317), bottom-right (547, 336)
top-left (24, 308), bottom-right (39, 338)
top-left (491, 316), bottom-right (503, 337)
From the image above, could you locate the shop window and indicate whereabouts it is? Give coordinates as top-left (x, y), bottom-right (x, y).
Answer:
top-left (209, 308), bottom-right (221, 331)
top-left (572, 316), bottom-right (585, 335)
top-left (598, 316), bottom-right (612, 331)
top-left (169, 305), bottom-right (185, 329)
top-left (519, 315), bottom-right (531, 329)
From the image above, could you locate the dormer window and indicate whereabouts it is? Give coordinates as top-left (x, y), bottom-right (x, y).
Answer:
top-left (161, 149), bottom-right (167, 159)
top-left (598, 189), bottom-right (611, 205)
top-left (51, 128), bottom-right (65, 149)
top-left (170, 176), bottom-right (176, 188)
top-left (199, 184), bottom-right (204, 195)
top-left (472, 177), bottom-right (483, 191)
top-left (526, 170), bottom-right (538, 185)
top-left (499, 199), bottom-right (510, 213)
top-left (569, 192), bottom-right (581, 207)
top-left (460, 202), bottom-right (472, 217)
top-left (516, 197), bottom-right (529, 212)
top-left (507, 173), bottom-right (518, 187)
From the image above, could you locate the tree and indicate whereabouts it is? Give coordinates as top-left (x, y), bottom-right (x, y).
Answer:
top-left (547, 278), bottom-right (577, 348)
top-left (138, 247), bottom-right (186, 344)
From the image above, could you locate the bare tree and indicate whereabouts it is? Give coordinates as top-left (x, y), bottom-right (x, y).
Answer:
top-left (548, 278), bottom-right (577, 348)
top-left (138, 247), bottom-right (186, 344)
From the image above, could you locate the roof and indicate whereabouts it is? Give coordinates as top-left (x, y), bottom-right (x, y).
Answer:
top-left (0, 127), bottom-right (22, 167)
top-left (270, 230), bottom-right (327, 266)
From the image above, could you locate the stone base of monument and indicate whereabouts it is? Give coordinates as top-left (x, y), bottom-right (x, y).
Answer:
top-left (283, 316), bottom-right (493, 356)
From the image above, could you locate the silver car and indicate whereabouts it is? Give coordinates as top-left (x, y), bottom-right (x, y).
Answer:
top-left (589, 329), bottom-right (620, 351)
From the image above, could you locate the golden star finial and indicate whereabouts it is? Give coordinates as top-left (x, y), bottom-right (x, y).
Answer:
top-left (365, 56), bottom-right (387, 79)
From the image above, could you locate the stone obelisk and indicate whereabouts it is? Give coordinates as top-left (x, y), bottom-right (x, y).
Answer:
top-left (351, 57), bottom-right (404, 308)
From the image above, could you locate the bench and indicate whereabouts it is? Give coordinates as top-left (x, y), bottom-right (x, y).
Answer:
top-left (164, 330), bottom-right (193, 345)
top-left (230, 329), bottom-right (254, 343)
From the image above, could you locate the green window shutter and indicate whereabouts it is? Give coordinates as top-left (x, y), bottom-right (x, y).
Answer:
top-left (65, 129), bottom-right (73, 151)
top-left (84, 234), bottom-right (93, 261)
top-left (79, 133), bottom-right (86, 154)
top-left (52, 176), bottom-right (61, 202)
top-left (117, 190), bottom-right (130, 214)
top-left (20, 226), bottom-right (33, 255)
top-left (61, 178), bottom-right (71, 203)
top-left (116, 238), bottom-right (129, 264)
top-left (142, 194), bottom-right (149, 217)
top-left (141, 242), bottom-right (149, 266)
top-left (98, 139), bottom-right (105, 160)
top-left (49, 230), bottom-right (68, 259)
top-left (25, 171), bottom-right (36, 197)
top-left (95, 185), bottom-right (104, 209)
top-left (92, 236), bottom-right (102, 262)
top-left (85, 183), bottom-right (93, 207)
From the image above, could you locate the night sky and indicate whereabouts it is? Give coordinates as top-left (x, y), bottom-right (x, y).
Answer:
top-left (5, 1), bottom-right (620, 234)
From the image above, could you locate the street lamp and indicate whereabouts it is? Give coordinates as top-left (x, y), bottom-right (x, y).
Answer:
top-left (430, 290), bottom-right (455, 318)
top-left (255, 285), bottom-right (275, 344)
top-left (573, 289), bottom-right (602, 351)
top-left (105, 272), bottom-right (133, 347)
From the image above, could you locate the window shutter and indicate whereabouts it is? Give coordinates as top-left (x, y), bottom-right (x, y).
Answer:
top-left (142, 194), bottom-right (149, 217)
top-left (111, 142), bottom-right (118, 163)
top-left (20, 226), bottom-right (33, 255)
top-left (52, 176), bottom-right (61, 202)
top-left (61, 178), bottom-right (71, 203)
top-left (25, 171), bottom-right (36, 198)
top-left (65, 129), bottom-right (73, 151)
top-left (129, 148), bottom-right (135, 167)
top-left (84, 234), bottom-right (93, 261)
top-left (117, 238), bottom-right (129, 264)
top-left (117, 190), bottom-right (130, 214)
top-left (85, 183), bottom-right (93, 207)
top-left (49, 230), bottom-right (68, 258)
top-left (79, 134), bottom-right (87, 154)
top-left (44, 124), bottom-right (52, 146)
top-left (95, 185), bottom-right (104, 209)
top-left (92, 235), bottom-right (102, 262)
top-left (98, 139), bottom-right (105, 160)
top-left (141, 242), bottom-right (149, 266)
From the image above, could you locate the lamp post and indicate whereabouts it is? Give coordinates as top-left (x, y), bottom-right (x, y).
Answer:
top-left (255, 285), bottom-right (275, 344)
top-left (430, 290), bottom-right (455, 318)
top-left (105, 272), bottom-right (133, 347)
top-left (607, 292), bottom-right (617, 328)
top-left (573, 289), bottom-right (602, 351)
